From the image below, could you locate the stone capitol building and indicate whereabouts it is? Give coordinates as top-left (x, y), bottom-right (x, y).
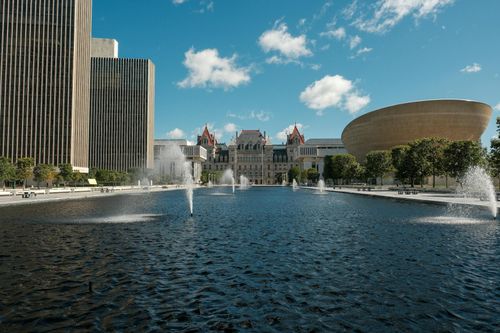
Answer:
top-left (196, 125), bottom-right (346, 184)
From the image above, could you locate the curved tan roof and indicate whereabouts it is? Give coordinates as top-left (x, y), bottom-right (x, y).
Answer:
top-left (341, 99), bottom-right (492, 161)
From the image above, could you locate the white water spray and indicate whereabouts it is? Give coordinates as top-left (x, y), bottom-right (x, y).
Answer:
top-left (222, 169), bottom-right (235, 194)
top-left (240, 175), bottom-right (250, 190)
top-left (207, 180), bottom-right (213, 188)
top-left (292, 179), bottom-right (299, 191)
top-left (318, 179), bottom-right (325, 193)
top-left (183, 162), bottom-right (194, 216)
top-left (458, 166), bottom-right (497, 219)
top-left (155, 142), bottom-right (194, 216)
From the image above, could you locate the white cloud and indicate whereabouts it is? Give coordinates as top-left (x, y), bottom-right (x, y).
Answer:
top-left (349, 35), bottom-right (362, 49)
top-left (227, 110), bottom-right (272, 122)
top-left (172, 0), bottom-right (187, 4)
top-left (310, 64), bottom-right (322, 71)
top-left (276, 123), bottom-right (304, 142)
top-left (460, 63), bottom-right (482, 73)
top-left (345, 94), bottom-right (371, 114)
top-left (224, 123), bottom-right (238, 133)
top-left (494, 103), bottom-right (500, 111)
top-left (352, 0), bottom-right (455, 33)
top-left (351, 47), bottom-right (373, 58)
top-left (167, 128), bottom-right (185, 139)
top-left (300, 75), bottom-right (353, 110)
top-left (178, 48), bottom-right (251, 89)
top-left (343, 0), bottom-right (358, 20)
top-left (299, 74), bottom-right (370, 115)
top-left (259, 22), bottom-right (312, 63)
top-left (320, 27), bottom-right (346, 40)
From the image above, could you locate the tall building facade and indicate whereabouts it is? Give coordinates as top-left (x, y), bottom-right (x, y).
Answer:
top-left (90, 55), bottom-right (155, 172)
top-left (0, 0), bottom-right (92, 171)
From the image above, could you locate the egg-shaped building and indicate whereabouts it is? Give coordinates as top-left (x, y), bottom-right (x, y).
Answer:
top-left (341, 99), bottom-right (492, 161)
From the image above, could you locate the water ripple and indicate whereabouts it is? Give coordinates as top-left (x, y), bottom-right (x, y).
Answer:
top-left (0, 188), bottom-right (498, 332)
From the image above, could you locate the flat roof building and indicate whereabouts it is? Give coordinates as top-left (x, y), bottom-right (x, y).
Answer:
top-left (0, 0), bottom-right (92, 172)
top-left (90, 57), bottom-right (155, 172)
top-left (91, 38), bottom-right (119, 58)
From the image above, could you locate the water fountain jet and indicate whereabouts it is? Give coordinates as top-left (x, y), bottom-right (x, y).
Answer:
top-left (240, 175), bottom-right (250, 190)
top-left (221, 169), bottom-right (235, 194)
top-left (317, 179), bottom-right (326, 193)
top-left (458, 166), bottom-right (497, 219)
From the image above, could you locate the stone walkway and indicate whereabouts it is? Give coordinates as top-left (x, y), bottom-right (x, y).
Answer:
top-left (0, 185), bottom-right (190, 208)
top-left (303, 186), bottom-right (498, 212)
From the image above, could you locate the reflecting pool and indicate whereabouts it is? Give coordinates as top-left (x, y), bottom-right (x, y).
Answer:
top-left (0, 187), bottom-right (498, 332)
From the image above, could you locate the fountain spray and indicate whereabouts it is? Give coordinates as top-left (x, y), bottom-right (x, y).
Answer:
top-left (459, 166), bottom-right (497, 219)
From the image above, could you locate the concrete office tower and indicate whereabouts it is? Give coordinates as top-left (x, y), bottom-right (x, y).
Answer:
top-left (0, 0), bottom-right (92, 172)
top-left (90, 58), bottom-right (155, 172)
top-left (91, 38), bottom-right (118, 58)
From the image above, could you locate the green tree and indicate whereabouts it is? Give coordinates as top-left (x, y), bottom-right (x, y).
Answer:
top-left (331, 154), bottom-right (359, 185)
top-left (365, 150), bottom-right (392, 185)
top-left (444, 140), bottom-right (486, 185)
top-left (407, 139), bottom-right (434, 187)
top-left (33, 164), bottom-right (57, 187)
top-left (489, 118), bottom-right (500, 189)
top-left (0, 157), bottom-right (15, 190)
top-left (391, 145), bottom-right (410, 185)
top-left (288, 166), bottom-right (301, 184)
top-left (425, 138), bottom-right (449, 188)
top-left (16, 157), bottom-right (34, 189)
top-left (58, 163), bottom-right (74, 186)
top-left (306, 168), bottom-right (319, 183)
top-left (409, 138), bottom-right (449, 188)
top-left (300, 169), bottom-right (308, 183)
top-left (323, 155), bottom-right (334, 181)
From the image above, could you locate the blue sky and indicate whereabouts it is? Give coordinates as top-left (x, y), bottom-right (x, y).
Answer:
top-left (92, 0), bottom-right (500, 146)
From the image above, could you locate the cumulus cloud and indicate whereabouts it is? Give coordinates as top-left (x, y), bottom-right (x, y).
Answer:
top-left (259, 22), bottom-right (312, 64)
top-left (320, 27), bottom-right (346, 40)
top-left (352, 0), bottom-right (455, 33)
top-left (349, 35), bottom-right (362, 49)
top-left (344, 94), bottom-right (371, 114)
top-left (299, 75), bottom-right (370, 115)
top-left (178, 48), bottom-right (251, 89)
top-left (460, 63), bottom-right (482, 73)
top-left (227, 110), bottom-right (272, 122)
top-left (276, 123), bottom-right (304, 142)
top-left (224, 123), bottom-right (238, 133)
top-left (494, 103), bottom-right (500, 111)
top-left (172, 0), bottom-right (187, 4)
top-left (167, 128), bottom-right (185, 139)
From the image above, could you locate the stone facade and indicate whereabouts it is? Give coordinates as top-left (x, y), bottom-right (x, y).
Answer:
top-left (197, 125), bottom-right (346, 184)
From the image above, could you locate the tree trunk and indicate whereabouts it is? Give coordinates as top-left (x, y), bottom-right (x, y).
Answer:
top-left (445, 175), bottom-right (448, 188)
top-left (432, 174), bottom-right (436, 188)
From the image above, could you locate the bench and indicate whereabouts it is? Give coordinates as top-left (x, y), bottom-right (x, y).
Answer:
top-left (21, 191), bottom-right (36, 198)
